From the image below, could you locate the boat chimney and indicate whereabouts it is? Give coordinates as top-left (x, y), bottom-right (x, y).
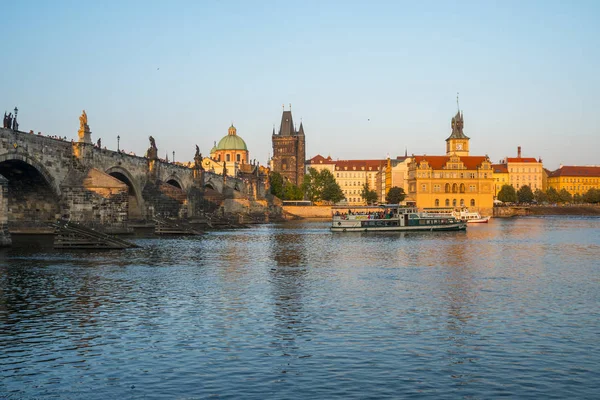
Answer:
top-left (518, 146), bottom-right (522, 158)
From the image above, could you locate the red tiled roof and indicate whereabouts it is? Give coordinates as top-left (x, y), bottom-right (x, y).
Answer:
top-left (334, 159), bottom-right (386, 171)
top-left (491, 163), bottom-right (508, 173)
top-left (506, 157), bottom-right (539, 163)
top-left (412, 155), bottom-right (489, 170)
top-left (548, 166), bottom-right (600, 178)
top-left (308, 154), bottom-right (333, 164)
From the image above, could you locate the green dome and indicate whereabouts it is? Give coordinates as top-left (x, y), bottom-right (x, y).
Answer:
top-left (216, 132), bottom-right (248, 151)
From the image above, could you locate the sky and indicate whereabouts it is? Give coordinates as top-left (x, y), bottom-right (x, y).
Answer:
top-left (2, 0), bottom-right (599, 170)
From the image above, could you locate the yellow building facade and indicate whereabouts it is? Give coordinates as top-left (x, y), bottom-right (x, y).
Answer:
top-left (547, 166), bottom-right (600, 195)
top-left (491, 163), bottom-right (509, 197)
top-left (407, 110), bottom-right (494, 214)
top-left (491, 147), bottom-right (544, 196)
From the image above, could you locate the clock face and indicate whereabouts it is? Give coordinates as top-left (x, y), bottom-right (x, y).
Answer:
top-left (456, 143), bottom-right (463, 150)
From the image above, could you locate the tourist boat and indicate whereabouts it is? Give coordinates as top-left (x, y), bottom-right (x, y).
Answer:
top-left (453, 208), bottom-right (491, 224)
top-left (331, 205), bottom-right (467, 232)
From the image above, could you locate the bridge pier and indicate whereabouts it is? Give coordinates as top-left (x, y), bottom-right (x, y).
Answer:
top-left (0, 174), bottom-right (11, 246)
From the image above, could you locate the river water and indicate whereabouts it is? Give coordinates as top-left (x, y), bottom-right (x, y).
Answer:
top-left (1, 217), bottom-right (599, 399)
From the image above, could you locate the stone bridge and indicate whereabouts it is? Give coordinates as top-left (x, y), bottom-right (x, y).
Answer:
top-left (0, 127), bottom-right (268, 243)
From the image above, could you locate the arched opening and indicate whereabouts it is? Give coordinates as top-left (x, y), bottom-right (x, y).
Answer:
top-left (204, 183), bottom-right (216, 191)
top-left (452, 183), bottom-right (458, 193)
top-left (470, 199), bottom-right (475, 207)
top-left (445, 199), bottom-right (450, 207)
top-left (0, 159), bottom-right (60, 228)
top-left (445, 183), bottom-right (450, 193)
top-left (166, 179), bottom-right (182, 189)
top-left (435, 199), bottom-right (440, 207)
top-left (459, 183), bottom-right (465, 193)
top-left (460, 199), bottom-right (465, 207)
top-left (107, 170), bottom-right (143, 220)
top-left (452, 199), bottom-right (457, 207)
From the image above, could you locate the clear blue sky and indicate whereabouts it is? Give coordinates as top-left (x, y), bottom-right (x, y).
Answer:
top-left (2, 0), bottom-right (599, 169)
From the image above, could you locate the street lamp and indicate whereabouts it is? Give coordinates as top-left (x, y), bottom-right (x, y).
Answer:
top-left (117, 135), bottom-right (120, 152)
top-left (13, 106), bottom-right (18, 130)
top-left (172, 151), bottom-right (175, 163)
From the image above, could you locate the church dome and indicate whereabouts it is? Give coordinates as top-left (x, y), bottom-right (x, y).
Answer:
top-left (216, 124), bottom-right (248, 151)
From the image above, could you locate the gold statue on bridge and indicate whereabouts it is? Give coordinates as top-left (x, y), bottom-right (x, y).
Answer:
top-left (78, 110), bottom-right (91, 143)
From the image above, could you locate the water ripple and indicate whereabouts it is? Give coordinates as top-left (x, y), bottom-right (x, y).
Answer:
top-left (1, 217), bottom-right (599, 398)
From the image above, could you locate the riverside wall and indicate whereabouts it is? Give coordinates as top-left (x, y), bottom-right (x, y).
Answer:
top-left (493, 205), bottom-right (600, 217)
top-left (283, 206), bottom-right (332, 219)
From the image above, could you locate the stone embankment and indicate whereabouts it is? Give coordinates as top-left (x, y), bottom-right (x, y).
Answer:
top-left (494, 205), bottom-right (600, 217)
top-left (283, 205), bottom-right (332, 219)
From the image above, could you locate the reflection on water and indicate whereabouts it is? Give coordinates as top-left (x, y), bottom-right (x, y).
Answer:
top-left (1, 217), bottom-right (599, 399)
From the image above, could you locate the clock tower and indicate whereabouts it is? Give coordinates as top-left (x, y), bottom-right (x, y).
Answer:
top-left (445, 109), bottom-right (470, 156)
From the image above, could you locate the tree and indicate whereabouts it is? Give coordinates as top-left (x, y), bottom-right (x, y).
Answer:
top-left (302, 168), bottom-right (344, 204)
top-left (559, 188), bottom-right (572, 203)
top-left (533, 188), bottom-right (548, 204)
top-left (497, 184), bottom-right (517, 203)
top-left (385, 186), bottom-right (406, 204)
top-left (269, 171), bottom-right (284, 199)
top-left (283, 181), bottom-right (304, 200)
top-left (546, 187), bottom-right (561, 204)
top-left (319, 169), bottom-right (345, 203)
top-left (573, 193), bottom-right (582, 204)
top-left (517, 185), bottom-right (534, 203)
top-left (583, 188), bottom-right (600, 204)
top-left (361, 183), bottom-right (378, 205)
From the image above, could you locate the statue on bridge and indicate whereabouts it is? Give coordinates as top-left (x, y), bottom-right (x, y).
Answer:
top-left (146, 136), bottom-right (158, 160)
top-left (194, 145), bottom-right (204, 170)
top-left (77, 110), bottom-right (92, 143)
top-left (3, 112), bottom-right (13, 129)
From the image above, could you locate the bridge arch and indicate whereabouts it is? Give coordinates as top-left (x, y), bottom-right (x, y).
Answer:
top-left (165, 175), bottom-right (184, 190)
top-left (105, 166), bottom-right (145, 220)
top-left (0, 153), bottom-right (60, 196)
top-left (0, 153), bottom-right (61, 225)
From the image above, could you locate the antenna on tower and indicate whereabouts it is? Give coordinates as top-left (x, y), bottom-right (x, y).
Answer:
top-left (456, 92), bottom-right (460, 112)
top-left (282, 103), bottom-right (285, 111)
top-left (289, 103), bottom-right (292, 111)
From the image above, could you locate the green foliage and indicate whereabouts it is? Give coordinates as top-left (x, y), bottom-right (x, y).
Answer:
top-left (572, 193), bottom-right (583, 204)
top-left (385, 186), bottom-right (406, 204)
top-left (283, 181), bottom-right (304, 200)
top-left (546, 187), bottom-right (561, 203)
top-left (361, 183), bottom-right (378, 205)
top-left (497, 184), bottom-right (517, 203)
top-left (302, 168), bottom-right (344, 204)
top-left (583, 188), bottom-right (600, 204)
top-left (517, 185), bottom-right (534, 203)
top-left (533, 188), bottom-right (548, 204)
top-left (269, 172), bottom-right (284, 199)
top-left (559, 188), bottom-right (572, 203)
top-left (269, 171), bottom-right (304, 200)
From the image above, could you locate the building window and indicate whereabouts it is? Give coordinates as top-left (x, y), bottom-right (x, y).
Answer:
top-left (445, 199), bottom-right (450, 206)
top-left (435, 199), bottom-right (440, 207)
top-left (460, 199), bottom-right (465, 207)
top-left (452, 199), bottom-right (457, 207)
top-left (236, 154), bottom-right (241, 162)
top-left (470, 199), bottom-right (475, 207)
top-left (421, 184), bottom-right (426, 192)
top-left (445, 183), bottom-right (450, 193)
top-left (460, 183), bottom-right (465, 193)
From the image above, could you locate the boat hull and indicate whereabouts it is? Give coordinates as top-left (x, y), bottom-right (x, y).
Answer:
top-left (466, 217), bottom-right (490, 223)
top-left (331, 223), bottom-right (467, 232)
